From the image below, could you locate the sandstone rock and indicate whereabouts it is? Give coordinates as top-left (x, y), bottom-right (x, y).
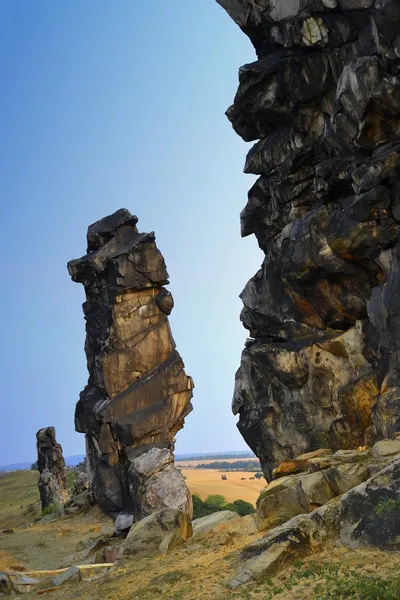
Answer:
top-left (68, 210), bottom-right (194, 516)
top-left (339, 458), bottom-right (400, 549)
top-left (120, 508), bottom-right (192, 558)
top-left (272, 459), bottom-right (310, 478)
top-left (322, 463), bottom-right (370, 495)
top-left (256, 476), bottom-right (311, 531)
top-left (372, 439), bottom-right (400, 460)
top-left (218, 0), bottom-right (400, 481)
top-left (71, 490), bottom-right (95, 510)
top-left (299, 471), bottom-right (336, 506)
top-left (231, 513), bottom-right (326, 587)
top-left (103, 545), bottom-right (120, 563)
top-left (192, 511), bottom-right (240, 538)
top-left (36, 427), bottom-right (70, 509)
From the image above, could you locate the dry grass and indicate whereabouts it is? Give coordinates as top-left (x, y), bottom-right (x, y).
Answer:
top-left (181, 469), bottom-right (265, 504)
top-left (0, 470), bottom-right (41, 529)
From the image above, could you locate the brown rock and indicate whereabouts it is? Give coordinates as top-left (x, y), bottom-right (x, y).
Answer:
top-left (36, 427), bottom-right (70, 510)
top-left (67, 210), bottom-right (194, 517)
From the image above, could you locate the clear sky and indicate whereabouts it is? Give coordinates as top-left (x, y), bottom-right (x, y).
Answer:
top-left (0, 1), bottom-right (261, 464)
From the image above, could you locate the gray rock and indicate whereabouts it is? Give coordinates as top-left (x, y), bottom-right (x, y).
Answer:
top-left (36, 427), bottom-right (70, 510)
top-left (339, 458), bottom-right (400, 549)
top-left (372, 439), bottom-right (400, 460)
top-left (192, 511), bottom-right (240, 538)
top-left (120, 508), bottom-right (192, 558)
top-left (114, 514), bottom-right (133, 532)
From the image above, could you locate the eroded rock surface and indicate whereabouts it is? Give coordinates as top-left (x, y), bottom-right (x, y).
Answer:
top-left (217, 0), bottom-right (400, 479)
top-left (36, 427), bottom-right (70, 510)
top-left (68, 210), bottom-right (194, 516)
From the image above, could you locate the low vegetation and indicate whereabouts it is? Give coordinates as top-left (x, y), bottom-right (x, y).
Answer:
top-left (192, 493), bottom-right (255, 518)
top-left (260, 560), bottom-right (400, 600)
top-left (194, 459), bottom-right (261, 471)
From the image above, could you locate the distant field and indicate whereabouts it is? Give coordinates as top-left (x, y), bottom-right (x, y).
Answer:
top-left (176, 458), bottom-right (259, 467)
top-left (181, 469), bottom-right (265, 505)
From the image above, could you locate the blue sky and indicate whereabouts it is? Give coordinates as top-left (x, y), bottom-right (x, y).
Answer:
top-left (0, 1), bottom-right (260, 464)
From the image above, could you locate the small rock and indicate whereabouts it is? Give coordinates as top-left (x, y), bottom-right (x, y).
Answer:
top-left (192, 511), bottom-right (240, 538)
top-left (0, 529), bottom-right (14, 535)
top-left (53, 566), bottom-right (80, 586)
top-left (104, 545), bottom-right (120, 563)
top-left (115, 513), bottom-right (133, 532)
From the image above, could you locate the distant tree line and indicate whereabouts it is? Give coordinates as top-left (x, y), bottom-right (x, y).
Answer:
top-left (178, 452), bottom-right (255, 462)
top-left (194, 460), bottom-right (261, 471)
top-left (192, 494), bottom-right (255, 519)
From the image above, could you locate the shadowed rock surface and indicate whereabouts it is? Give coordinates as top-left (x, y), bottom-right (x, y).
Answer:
top-left (217, 0), bottom-right (400, 479)
top-left (36, 427), bottom-right (70, 510)
top-left (67, 210), bottom-right (193, 517)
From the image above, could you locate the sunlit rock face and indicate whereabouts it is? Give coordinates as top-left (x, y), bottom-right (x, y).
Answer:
top-left (217, 0), bottom-right (400, 479)
top-left (68, 209), bottom-right (193, 516)
top-left (36, 427), bottom-right (70, 509)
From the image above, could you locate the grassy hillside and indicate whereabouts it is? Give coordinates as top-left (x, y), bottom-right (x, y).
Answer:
top-left (0, 470), bottom-right (41, 529)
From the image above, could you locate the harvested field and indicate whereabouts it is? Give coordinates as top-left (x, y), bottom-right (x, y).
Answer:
top-left (181, 468), bottom-right (265, 505)
top-left (176, 457), bottom-right (257, 467)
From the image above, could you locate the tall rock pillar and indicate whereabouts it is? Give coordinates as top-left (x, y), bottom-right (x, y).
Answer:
top-left (217, 0), bottom-right (400, 479)
top-left (68, 209), bottom-right (194, 517)
top-left (36, 427), bottom-right (70, 509)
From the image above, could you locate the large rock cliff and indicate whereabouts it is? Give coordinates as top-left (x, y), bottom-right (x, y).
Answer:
top-left (217, 0), bottom-right (400, 479)
top-left (68, 210), bottom-right (193, 516)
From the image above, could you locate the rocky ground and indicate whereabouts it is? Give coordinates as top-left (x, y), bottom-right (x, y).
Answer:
top-left (2, 460), bottom-right (400, 600)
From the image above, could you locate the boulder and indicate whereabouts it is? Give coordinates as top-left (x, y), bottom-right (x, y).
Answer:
top-left (299, 471), bottom-right (336, 506)
top-left (129, 449), bottom-right (193, 518)
top-left (120, 508), bottom-right (192, 558)
top-left (372, 439), bottom-right (400, 460)
top-left (256, 476), bottom-right (311, 531)
top-left (67, 210), bottom-right (194, 516)
top-left (339, 458), bottom-right (400, 549)
top-left (192, 511), bottom-right (240, 538)
top-left (322, 463), bottom-right (370, 495)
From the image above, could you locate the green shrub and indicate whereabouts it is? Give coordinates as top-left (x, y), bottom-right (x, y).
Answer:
top-left (231, 499), bottom-right (255, 516)
top-left (42, 503), bottom-right (56, 516)
top-left (192, 494), bottom-right (255, 519)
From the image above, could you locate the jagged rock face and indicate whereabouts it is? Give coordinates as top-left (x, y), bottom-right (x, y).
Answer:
top-left (217, 0), bottom-right (400, 479)
top-left (68, 209), bottom-right (194, 516)
top-left (36, 427), bottom-right (70, 509)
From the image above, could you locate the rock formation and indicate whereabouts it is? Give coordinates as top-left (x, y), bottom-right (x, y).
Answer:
top-left (217, 0), bottom-right (400, 479)
top-left (67, 209), bottom-right (193, 517)
top-left (36, 427), bottom-right (70, 509)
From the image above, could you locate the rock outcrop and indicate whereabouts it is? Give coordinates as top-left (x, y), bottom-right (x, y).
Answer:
top-left (36, 427), bottom-right (70, 509)
top-left (217, 0), bottom-right (400, 479)
top-left (67, 210), bottom-right (193, 517)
